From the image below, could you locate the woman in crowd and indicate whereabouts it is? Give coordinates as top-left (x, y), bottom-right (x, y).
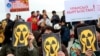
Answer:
top-left (38, 14), bottom-right (52, 32)
top-left (38, 14), bottom-right (52, 27)
top-left (37, 26), bottom-right (68, 56)
top-left (70, 23), bottom-right (96, 56)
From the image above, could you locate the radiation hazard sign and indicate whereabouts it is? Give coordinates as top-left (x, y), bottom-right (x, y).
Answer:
top-left (13, 22), bottom-right (31, 47)
top-left (77, 25), bottom-right (97, 53)
top-left (42, 33), bottom-right (61, 56)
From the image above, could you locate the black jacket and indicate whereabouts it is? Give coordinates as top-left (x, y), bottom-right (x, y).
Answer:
top-left (3, 19), bottom-right (13, 44)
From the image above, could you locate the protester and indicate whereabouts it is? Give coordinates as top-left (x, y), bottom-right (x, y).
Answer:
top-left (36, 11), bottom-right (42, 20)
top-left (38, 14), bottom-right (52, 27)
top-left (52, 22), bottom-right (70, 48)
top-left (70, 23), bottom-right (87, 56)
top-left (61, 10), bottom-right (72, 29)
top-left (60, 21), bottom-right (70, 48)
top-left (2, 13), bottom-right (13, 24)
top-left (70, 23), bottom-right (96, 56)
top-left (14, 15), bottom-right (24, 22)
top-left (38, 26), bottom-right (68, 56)
top-left (61, 10), bottom-right (66, 22)
top-left (39, 10), bottom-right (49, 20)
top-left (51, 10), bottom-right (60, 26)
top-left (27, 11), bottom-right (39, 31)
top-left (2, 13), bottom-right (13, 44)
top-left (0, 33), bottom-right (39, 56)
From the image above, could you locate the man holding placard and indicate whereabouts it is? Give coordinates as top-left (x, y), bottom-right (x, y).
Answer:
top-left (0, 22), bottom-right (39, 56)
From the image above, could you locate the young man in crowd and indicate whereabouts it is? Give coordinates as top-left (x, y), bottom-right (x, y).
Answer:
top-left (39, 10), bottom-right (49, 20)
top-left (51, 10), bottom-right (60, 26)
top-left (2, 13), bottom-right (13, 44)
top-left (36, 11), bottom-right (42, 20)
top-left (2, 13), bottom-right (13, 25)
top-left (27, 11), bottom-right (39, 31)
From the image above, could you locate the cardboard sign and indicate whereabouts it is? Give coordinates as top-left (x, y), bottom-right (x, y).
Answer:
top-left (42, 33), bottom-right (61, 56)
top-left (64, 0), bottom-right (97, 22)
top-left (77, 25), bottom-right (97, 53)
top-left (13, 22), bottom-right (31, 47)
top-left (5, 0), bottom-right (29, 12)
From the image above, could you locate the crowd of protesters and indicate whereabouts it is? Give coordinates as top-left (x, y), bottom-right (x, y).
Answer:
top-left (0, 9), bottom-right (99, 56)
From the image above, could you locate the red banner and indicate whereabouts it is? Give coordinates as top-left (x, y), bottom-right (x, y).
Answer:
top-left (6, 0), bottom-right (29, 12)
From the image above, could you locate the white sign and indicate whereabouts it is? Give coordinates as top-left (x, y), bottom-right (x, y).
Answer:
top-left (95, 0), bottom-right (100, 17)
top-left (65, 0), bottom-right (97, 22)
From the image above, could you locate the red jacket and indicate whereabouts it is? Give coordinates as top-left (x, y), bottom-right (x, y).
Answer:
top-left (27, 16), bottom-right (38, 31)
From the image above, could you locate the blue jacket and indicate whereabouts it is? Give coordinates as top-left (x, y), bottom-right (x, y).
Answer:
top-left (61, 25), bottom-right (70, 42)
